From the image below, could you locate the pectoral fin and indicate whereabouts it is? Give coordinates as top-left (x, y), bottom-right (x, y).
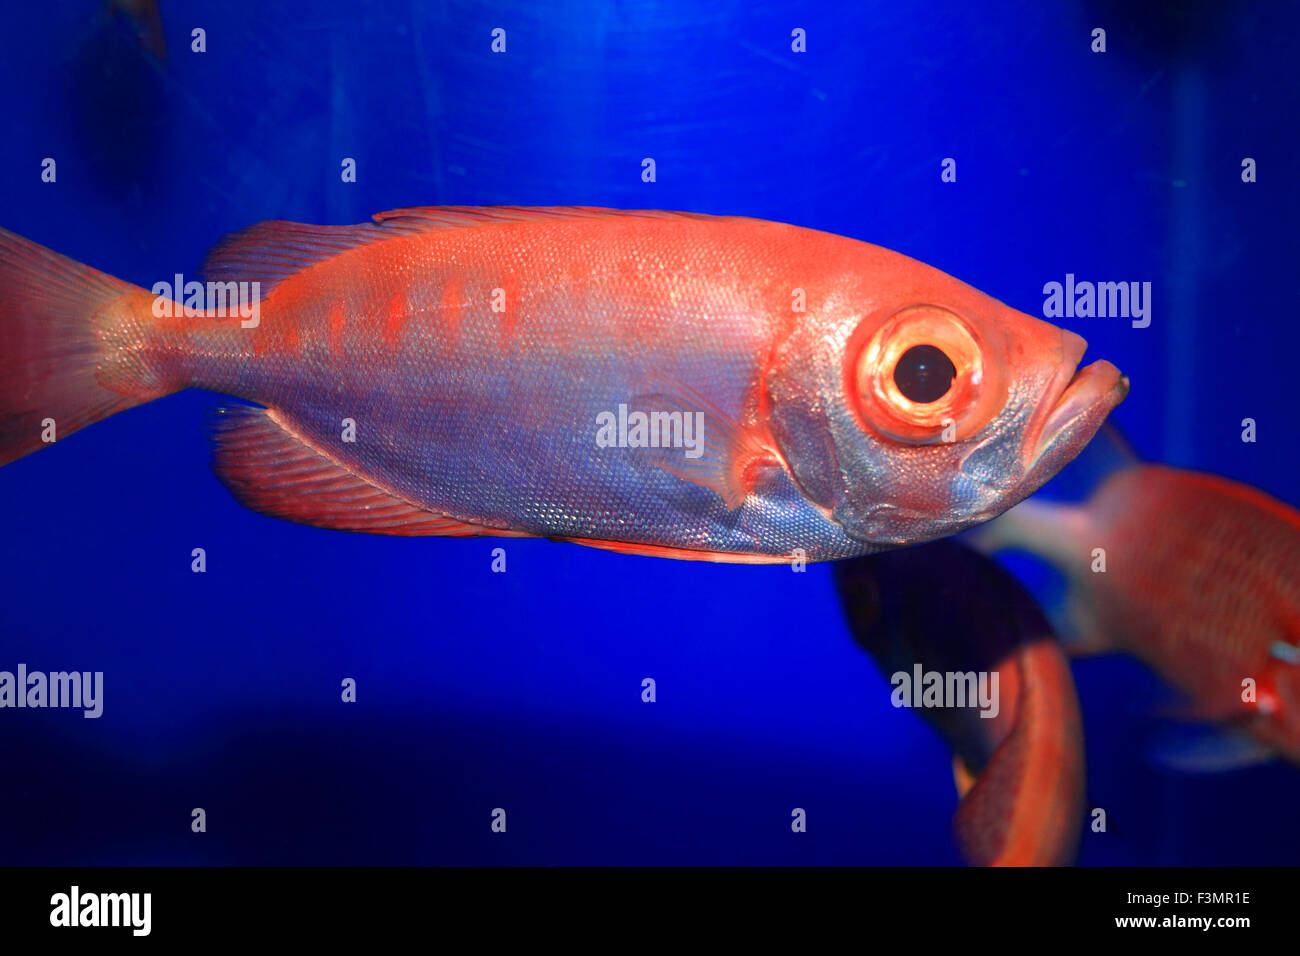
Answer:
top-left (631, 374), bottom-right (781, 511)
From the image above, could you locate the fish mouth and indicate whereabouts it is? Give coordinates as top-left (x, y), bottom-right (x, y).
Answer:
top-left (1031, 357), bottom-right (1128, 467)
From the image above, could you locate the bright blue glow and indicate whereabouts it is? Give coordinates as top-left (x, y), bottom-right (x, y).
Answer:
top-left (0, 1), bottom-right (1296, 864)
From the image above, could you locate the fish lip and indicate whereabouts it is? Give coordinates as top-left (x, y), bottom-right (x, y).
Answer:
top-left (1031, 358), bottom-right (1128, 464)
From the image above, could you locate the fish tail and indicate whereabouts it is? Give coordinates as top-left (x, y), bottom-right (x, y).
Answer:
top-left (0, 228), bottom-right (178, 467)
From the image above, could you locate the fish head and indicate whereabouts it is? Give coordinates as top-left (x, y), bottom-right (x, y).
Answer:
top-left (767, 246), bottom-right (1128, 548)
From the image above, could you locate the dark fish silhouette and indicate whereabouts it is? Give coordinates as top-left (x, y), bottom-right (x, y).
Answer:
top-left (835, 540), bottom-right (1085, 866)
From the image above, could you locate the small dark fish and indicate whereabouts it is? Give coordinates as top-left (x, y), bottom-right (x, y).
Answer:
top-left (834, 540), bottom-right (1085, 866)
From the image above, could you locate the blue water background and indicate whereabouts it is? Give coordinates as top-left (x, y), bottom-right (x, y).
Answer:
top-left (0, 0), bottom-right (1297, 864)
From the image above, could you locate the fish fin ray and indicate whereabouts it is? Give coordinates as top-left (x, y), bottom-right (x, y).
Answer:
top-left (371, 206), bottom-right (739, 230)
top-left (200, 220), bottom-right (401, 292)
top-left (0, 229), bottom-right (161, 466)
top-left (552, 535), bottom-right (791, 564)
top-left (209, 404), bottom-right (503, 537)
top-left (631, 373), bottom-right (781, 511)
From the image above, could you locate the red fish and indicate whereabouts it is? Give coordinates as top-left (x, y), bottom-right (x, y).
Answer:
top-left (0, 208), bottom-right (1127, 561)
top-left (979, 465), bottom-right (1300, 764)
top-left (836, 540), bottom-right (1085, 865)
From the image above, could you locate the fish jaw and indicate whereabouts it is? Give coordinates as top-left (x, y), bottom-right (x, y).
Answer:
top-left (1019, 331), bottom-right (1129, 495)
top-left (951, 323), bottom-right (1127, 518)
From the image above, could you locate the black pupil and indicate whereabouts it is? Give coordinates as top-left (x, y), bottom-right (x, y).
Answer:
top-left (894, 344), bottom-right (956, 403)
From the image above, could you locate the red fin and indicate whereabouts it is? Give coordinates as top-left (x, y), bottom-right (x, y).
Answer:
top-left (372, 206), bottom-right (736, 230)
top-left (633, 374), bottom-right (782, 511)
top-left (554, 535), bottom-right (790, 565)
top-left (203, 207), bottom-right (744, 292)
top-left (201, 220), bottom-right (399, 292)
top-left (0, 229), bottom-right (158, 467)
top-left (951, 639), bottom-right (1084, 867)
top-left (210, 405), bottom-right (506, 537)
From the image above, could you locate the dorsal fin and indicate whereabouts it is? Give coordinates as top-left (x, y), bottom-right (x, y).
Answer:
top-left (201, 220), bottom-right (389, 290)
top-left (202, 206), bottom-right (738, 293)
top-left (372, 205), bottom-right (730, 230)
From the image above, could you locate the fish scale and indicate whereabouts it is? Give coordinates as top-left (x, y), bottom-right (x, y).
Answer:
top-left (1087, 469), bottom-right (1300, 704)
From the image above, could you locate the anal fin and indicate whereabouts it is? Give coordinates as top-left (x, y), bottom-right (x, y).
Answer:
top-left (210, 404), bottom-right (504, 537)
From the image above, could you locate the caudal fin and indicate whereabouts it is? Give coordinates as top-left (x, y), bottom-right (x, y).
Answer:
top-left (0, 229), bottom-right (160, 466)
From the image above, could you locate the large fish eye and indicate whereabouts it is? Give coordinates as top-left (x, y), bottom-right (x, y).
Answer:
top-left (847, 305), bottom-right (1005, 444)
top-left (893, 344), bottom-right (956, 404)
